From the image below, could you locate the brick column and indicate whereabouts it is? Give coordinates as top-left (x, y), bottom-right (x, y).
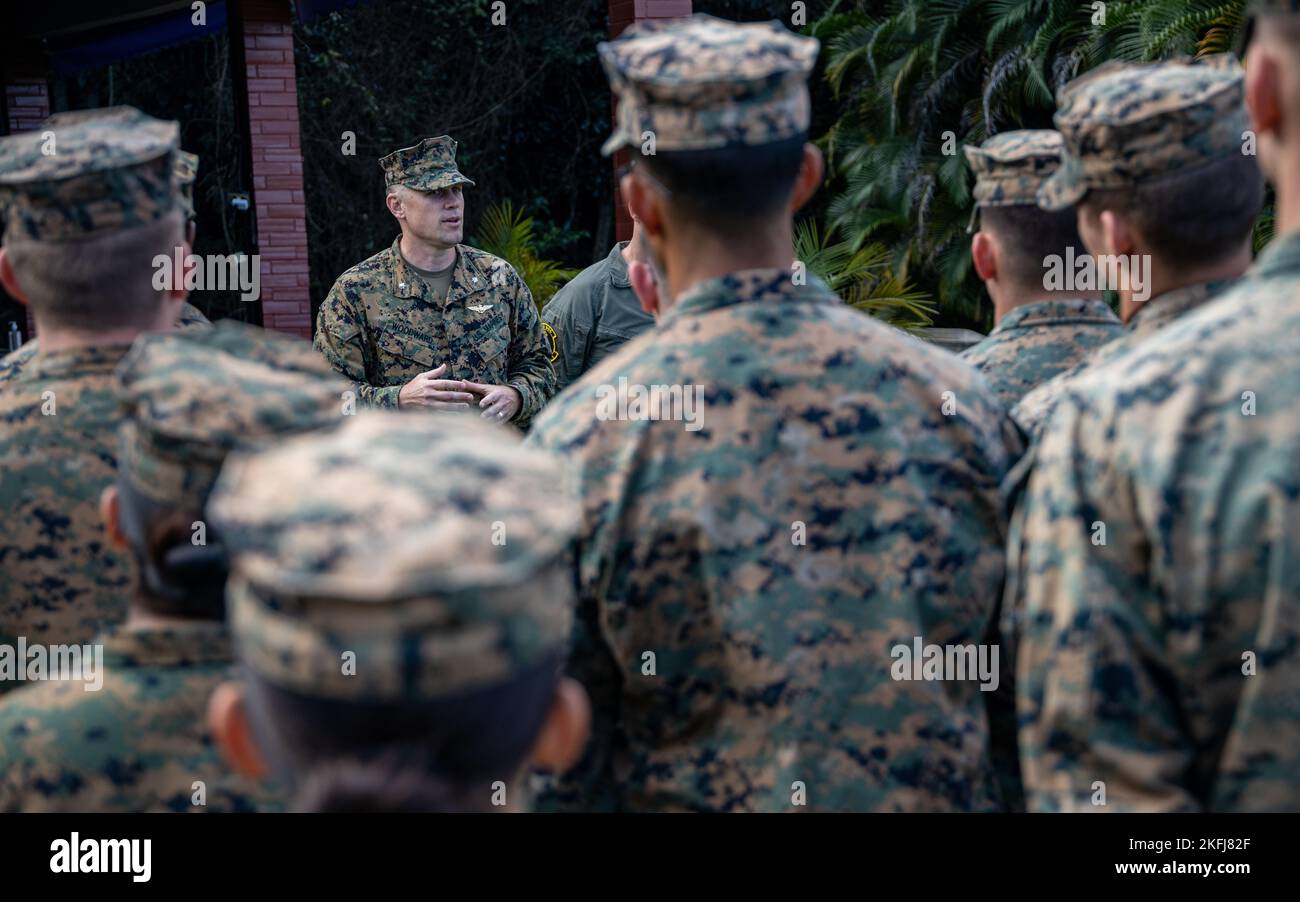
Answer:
top-left (5, 78), bottom-right (50, 133)
top-left (4, 77), bottom-right (50, 340)
top-left (608, 0), bottom-right (692, 242)
top-left (230, 0), bottom-right (312, 337)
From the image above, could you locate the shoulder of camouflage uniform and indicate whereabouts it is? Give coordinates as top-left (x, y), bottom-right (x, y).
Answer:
top-left (534, 279), bottom-right (1019, 459)
top-left (0, 342), bottom-right (38, 385)
top-left (328, 242), bottom-right (400, 295)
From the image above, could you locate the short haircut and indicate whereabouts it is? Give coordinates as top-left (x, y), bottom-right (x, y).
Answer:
top-left (4, 210), bottom-right (184, 331)
top-left (1081, 153), bottom-right (1264, 268)
top-left (242, 652), bottom-right (563, 813)
top-left (639, 133), bottom-right (807, 231)
top-left (979, 204), bottom-right (1087, 289)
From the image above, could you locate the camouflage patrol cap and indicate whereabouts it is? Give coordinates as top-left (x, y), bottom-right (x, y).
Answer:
top-left (379, 135), bottom-right (475, 192)
top-left (1039, 56), bottom-right (1248, 211)
top-left (965, 130), bottom-right (1065, 207)
top-left (175, 150), bottom-right (199, 220)
top-left (599, 14), bottom-right (819, 156)
top-left (0, 105), bottom-right (180, 242)
top-left (115, 321), bottom-right (347, 511)
top-left (208, 412), bottom-right (580, 703)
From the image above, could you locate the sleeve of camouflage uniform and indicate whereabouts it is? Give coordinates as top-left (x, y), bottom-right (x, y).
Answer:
top-left (1013, 391), bottom-right (1200, 812)
top-left (314, 282), bottom-right (403, 409)
top-left (541, 285), bottom-right (594, 395)
top-left (504, 274), bottom-right (558, 424)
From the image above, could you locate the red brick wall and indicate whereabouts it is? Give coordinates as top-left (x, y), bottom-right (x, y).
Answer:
top-left (5, 78), bottom-right (50, 134)
top-left (233, 0), bottom-right (312, 337)
top-left (4, 78), bottom-right (49, 340)
top-left (609, 0), bottom-right (693, 242)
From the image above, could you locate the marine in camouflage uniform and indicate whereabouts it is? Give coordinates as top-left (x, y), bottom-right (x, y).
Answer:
top-left (0, 148), bottom-right (212, 382)
top-left (208, 411), bottom-right (581, 812)
top-left (527, 15), bottom-right (1023, 812)
top-left (1009, 59), bottom-right (1255, 436)
top-left (0, 321), bottom-right (346, 812)
top-left (1007, 37), bottom-right (1293, 810)
top-left (958, 131), bottom-right (1122, 408)
top-left (0, 107), bottom-right (189, 663)
top-left (313, 136), bottom-right (555, 421)
top-left (542, 239), bottom-right (655, 394)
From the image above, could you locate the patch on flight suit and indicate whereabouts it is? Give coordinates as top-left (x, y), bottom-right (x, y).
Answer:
top-left (542, 322), bottom-right (559, 363)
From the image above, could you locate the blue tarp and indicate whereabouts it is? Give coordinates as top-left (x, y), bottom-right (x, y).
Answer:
top-left (46, 2), bottom-right (228, 75)
top-left (41, 0), bottom-right (382, 75)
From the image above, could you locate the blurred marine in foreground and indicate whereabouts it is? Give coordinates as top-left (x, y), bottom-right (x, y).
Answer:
top-left (0, 107), bottom-right (193, 668)
top-left (1009, 6), bottom-right (1298, 811)
top-left (207, 413), bottom-right (589, 812)
top-left (0, 324), bottom-right (343, 812)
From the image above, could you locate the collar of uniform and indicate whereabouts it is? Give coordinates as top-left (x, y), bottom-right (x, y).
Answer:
top-left (388, 238), bottom-right (489, 300)
top-left (1248, 228), bottom-right (1300, 282)
top-left (99, 620), bottom-right (232, 669)
top-left (663, 267), bottom-right (836, 325)
top-left (1127, 278), bottom-right (1238, 337)
top-left (23, 343), bottom-right (133, 383)
top-left (992, 297), bottom-right (1117, 334)
top-left (607, 241), bottom-right (631, 289)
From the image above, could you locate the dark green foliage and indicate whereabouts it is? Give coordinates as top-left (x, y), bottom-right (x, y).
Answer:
top-left (814, 0), bottom-right (1253, 330)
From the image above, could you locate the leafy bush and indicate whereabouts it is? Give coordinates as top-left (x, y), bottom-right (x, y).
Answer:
top-left (794, 219), bottom-right (935, 328)
top-left (813, 0), bottom-right (1252, 330)
top-left (473, 201), bottom-right (580, 310)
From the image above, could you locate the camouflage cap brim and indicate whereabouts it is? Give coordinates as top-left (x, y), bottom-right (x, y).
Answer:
top-left (965, 129), bottom-right (1066, 207)
top-left (1036, 152), bottom-right (1088, 211)
top-left (226, 564), bottom-right (572, 702)
top-left (401, 171), bottom-right (475, 192)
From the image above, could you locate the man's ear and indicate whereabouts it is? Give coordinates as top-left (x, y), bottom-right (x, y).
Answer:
top-left (170, 237), bottom-right (193, 302)
top-left (0, 248), bottom-right (28, 306)
top-left (385, 189), bottom-right (405, 221)
top-left (99, 484), bottom-right (129, 552)
top-left (528, 677), bottom-right (591, 774)
top-left (1246, 49), bottom-right (1283, 141)
top-left (971, 231), bottom-right (999, 283)
top-left (628, 259), bottom-right (661, 318)
top-left (790, 143), bottom-right (825, 213)
top-left (208, 681), bottom-right (271, 780)
top-left (1100, 209), bottom-right (1134, 257)
top-left (622, 171), bottom-right (661, 239)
